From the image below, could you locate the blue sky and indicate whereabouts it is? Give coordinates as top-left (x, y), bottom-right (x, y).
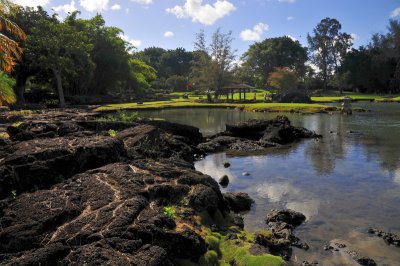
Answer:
top-left (14, 0), bottom-right (400, 56)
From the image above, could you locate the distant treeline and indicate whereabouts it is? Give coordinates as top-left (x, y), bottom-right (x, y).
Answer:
top-left (1, 5), bottom-right (400, 106)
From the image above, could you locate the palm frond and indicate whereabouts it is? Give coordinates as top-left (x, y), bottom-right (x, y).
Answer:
top-left (0, 0), bottom-right (26, 73)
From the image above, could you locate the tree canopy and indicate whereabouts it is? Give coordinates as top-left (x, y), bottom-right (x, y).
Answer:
top-left (241, 36), bottom-right (307, 88)
top-left (307, 17), bottom-right (352, 90)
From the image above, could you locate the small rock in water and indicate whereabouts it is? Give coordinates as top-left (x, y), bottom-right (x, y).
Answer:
top-left (223, 162), bottom-right (231, 168)
top-left (368, 227), bottom-right (400, 247)
top-left (242, 172), bottom-right (250, 176)
top-left (219, 175), bottom-right (229, 187)
top-left (301, 261), bottom-right (318, 266)
top-left (334, 243), bottom-right (346, 249)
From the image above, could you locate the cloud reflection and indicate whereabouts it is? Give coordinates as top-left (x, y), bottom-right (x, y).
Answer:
top-left (394, 168), bottom-right (400, 185)
top-left (255, 182), bottom-right (320, 220)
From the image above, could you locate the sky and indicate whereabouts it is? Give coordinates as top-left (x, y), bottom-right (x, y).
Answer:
top-left (13, 0), bottom-right (400, 56)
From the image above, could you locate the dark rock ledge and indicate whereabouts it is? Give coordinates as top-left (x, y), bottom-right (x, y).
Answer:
top-left (198, 116), bottom-right (321, 153)
top-left (0, 110), bottom-right (319, 265)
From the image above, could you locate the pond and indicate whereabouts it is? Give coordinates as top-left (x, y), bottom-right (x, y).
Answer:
top-left (139, 103), bottom-right (400, 265)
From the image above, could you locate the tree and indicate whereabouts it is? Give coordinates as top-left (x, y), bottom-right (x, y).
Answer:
top-left (307, 18), bottom-right (352, 90)
top-left (191, 28), bottom-right (236, 95)
top-left (28, 17), bottom-right (93, 107)
top-left (242, 36), bottom-right (308, 88)
top-left (125, 58), bottom-right (156, 97)
top-left (268, 67), bottom-right (297, 91)
top-left (166, 75), bottom-right (187, 91)
top-left (0, 0), bottom-right (26, 73)
top-left (10, 6), bottom-right (56, 103)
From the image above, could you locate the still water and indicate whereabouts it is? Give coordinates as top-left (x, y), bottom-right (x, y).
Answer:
top-left (139, 103), bottom-right (400, 265)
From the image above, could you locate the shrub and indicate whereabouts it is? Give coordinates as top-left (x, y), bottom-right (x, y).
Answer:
top-left (0, 72), bottom-right (16, 105)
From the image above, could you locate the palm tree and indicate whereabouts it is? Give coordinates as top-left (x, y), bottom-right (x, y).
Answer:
top-left (0, 0), bottom-right (26, 105)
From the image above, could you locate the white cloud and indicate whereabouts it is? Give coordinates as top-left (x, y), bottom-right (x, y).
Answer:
top-left (119, 33), bottom-right (142, 48)
top-left (52, 0), bottom-right (77, 14)
top-left (111, 4), bottom-right (121, 10)
top-left (279, 0), bottom-right (296, 3)
top-left (164, 31), bottom-right (174, 38)
top-left (166, 0), bottom-right (236, 26)
top-left (240, 22), bottom-right (269, 41)
top-left (13, 0), bottom-right (51, 7)
top-left (287, 16), bottom-right (295, 21)
top-left (79, 0), bottom-right (108, 12)
top-left (390, 7), bottom-right (400, 18)
top-left (131, 0), bottom-right (153, 4)
top-left (350, 33), bottom-right (359, 41)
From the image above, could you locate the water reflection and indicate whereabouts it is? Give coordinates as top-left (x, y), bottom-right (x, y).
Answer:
top-left (394, 168), bottom-right (400, 185)
top-left (140, 104), bottom-right (400, 263)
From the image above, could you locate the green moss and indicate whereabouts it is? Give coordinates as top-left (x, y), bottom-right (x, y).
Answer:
top-left (198, 250), bottom-right (219, 266)
top-left (220, 240), bottom-right (284, 266)
top-left (0, 132), bottom-right (9, 140)
top-left (254, 230), bottom-right (272, 239)
top-left (193, 226), bottom-right (285, 266)
top-left (12, 121), bottom-right (24, 127)
top-left (108, 129), bottom-right (117, 137)
top-left (163, 206), bottom-right (177, 218)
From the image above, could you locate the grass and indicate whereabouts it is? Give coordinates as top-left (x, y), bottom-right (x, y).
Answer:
top-left (96, 101), bottom-right (334, 114)
top-left (311, 93), bottom-right (400, 103)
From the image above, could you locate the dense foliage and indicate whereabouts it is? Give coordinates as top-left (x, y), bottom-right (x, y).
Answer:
top-left (2, 2), bottom-right (399, 107)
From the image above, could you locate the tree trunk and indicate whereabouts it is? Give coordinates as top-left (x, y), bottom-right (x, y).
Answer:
top-left (52, 68), bottom-right (66, 108)
top-left (15, 76), bottom-right (27, 104)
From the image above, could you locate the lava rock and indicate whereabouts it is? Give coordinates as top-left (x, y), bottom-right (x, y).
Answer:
top-left (223, 192), bottom-right (254, 212)
top-left (266, 209), bottom-right (306, 227)
top-left (219, 175), bottom-right (230, 187)
top-left (223, 162), bottom-right (231, 168)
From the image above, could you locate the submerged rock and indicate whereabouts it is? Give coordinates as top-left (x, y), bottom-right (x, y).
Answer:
top-left (346, 250), bottom-right (377, 266)
top-left (368, 228), bottom-right (400, 247)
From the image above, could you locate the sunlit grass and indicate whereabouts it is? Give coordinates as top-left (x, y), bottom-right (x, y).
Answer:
top-left (312, 93), bottom-right (400, 102)
top-left (96, 100), bottom-right (333, 114)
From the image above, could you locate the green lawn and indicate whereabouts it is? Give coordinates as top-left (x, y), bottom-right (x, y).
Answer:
top-left (311, 93), bottom-right (400, 102)
top-left (96, 100), bottom-right (334, 114)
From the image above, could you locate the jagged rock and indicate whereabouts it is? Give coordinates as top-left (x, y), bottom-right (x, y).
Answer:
top-left (199, 116), bottom-right (320, 152)
top-left (223, 192), bottom-right (254, 212)
top-left (266, 209), bottom-right (306, 227)
top-left (0, 136), bottom-right (126, 199)
top-left (0, 161), bottom-right (214, 264)
top-left (187, 184), bottom-right (223, 213)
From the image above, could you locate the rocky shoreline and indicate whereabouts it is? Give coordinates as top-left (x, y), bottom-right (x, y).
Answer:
top-left (0, 109), bottom-right (355, 265)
